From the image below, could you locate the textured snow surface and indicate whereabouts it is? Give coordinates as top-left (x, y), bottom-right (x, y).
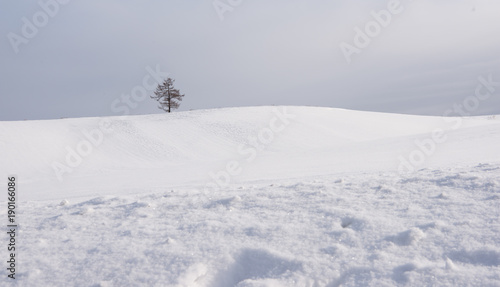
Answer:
top-left (0, 107), bottom-right (499, 286)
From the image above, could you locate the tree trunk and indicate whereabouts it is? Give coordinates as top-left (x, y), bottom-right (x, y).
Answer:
top-left (167, 86), bottom-right (171, 113)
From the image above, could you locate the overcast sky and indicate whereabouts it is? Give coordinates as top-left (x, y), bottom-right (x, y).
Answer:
top-left (1, 0), bottom-right (499, 121)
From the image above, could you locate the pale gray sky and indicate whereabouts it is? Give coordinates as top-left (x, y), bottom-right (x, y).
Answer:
top-left (1, 0), bottom-right (499, 120)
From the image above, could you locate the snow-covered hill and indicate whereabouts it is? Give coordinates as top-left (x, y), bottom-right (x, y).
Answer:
top-left (1, 107), bottom-right (499, 286)
top-left (1, 106), bottom-right (499, 201)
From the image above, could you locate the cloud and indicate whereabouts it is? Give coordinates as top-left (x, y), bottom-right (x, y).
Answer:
top-left (1, 0), bottom-right (499, 120)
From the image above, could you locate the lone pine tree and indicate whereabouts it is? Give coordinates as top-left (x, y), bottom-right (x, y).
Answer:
top-left (151, 78), bottom-right (185, 113)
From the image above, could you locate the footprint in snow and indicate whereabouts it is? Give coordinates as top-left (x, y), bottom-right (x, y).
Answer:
top-left (386, 227), bottom-right (425, 246)
top-left (392, 263), bottom-right (418, 284)
top-left (204, 196), bottom-right (242, 209)
top-left (211, 248), bottom-right (302, 287)
top-left (340, 216), bottom-right (367, 231)
top-left (446, 249), bottom-right (500, 267)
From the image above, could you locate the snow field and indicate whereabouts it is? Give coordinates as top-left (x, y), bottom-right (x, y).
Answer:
top-left (4, 163), bottom-right (499, 286)
top-left (0, 106), bottom-right (499, 286)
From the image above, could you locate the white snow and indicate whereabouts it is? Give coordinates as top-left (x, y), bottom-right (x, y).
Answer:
top-left (1, 106), bottom-right (499, 286)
